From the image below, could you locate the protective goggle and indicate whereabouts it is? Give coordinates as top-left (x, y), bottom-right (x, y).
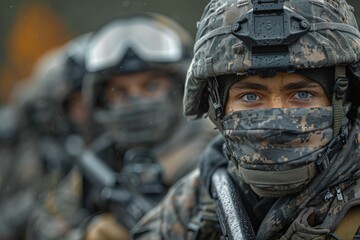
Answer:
top-left (86, 19), bottom-right (183, 72)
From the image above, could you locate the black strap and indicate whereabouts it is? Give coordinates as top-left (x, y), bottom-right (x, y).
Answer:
top-left (316, 128), bottom-right (347, 172)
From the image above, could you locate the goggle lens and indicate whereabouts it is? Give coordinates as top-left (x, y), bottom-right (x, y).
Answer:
top-left (86, 20), bottom-right (183, 72)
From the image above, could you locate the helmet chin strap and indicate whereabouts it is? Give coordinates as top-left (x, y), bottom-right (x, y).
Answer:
top-left (207, 77), bottom-right (224, 132)
top-left (315, 65), bottom-right (349, 172)
top-left (332, 65), bottom-right (349, 137)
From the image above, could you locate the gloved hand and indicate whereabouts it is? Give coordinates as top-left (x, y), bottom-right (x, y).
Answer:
top-left (84, 213), bottom-right (129, 240)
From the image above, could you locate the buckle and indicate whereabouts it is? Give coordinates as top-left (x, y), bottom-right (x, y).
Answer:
top-left (315, 130), bottom-right (346, 172)
top-left (334, 77), bottom-right (349, 100)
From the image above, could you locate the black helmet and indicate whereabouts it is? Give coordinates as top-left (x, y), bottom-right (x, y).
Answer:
top-left (83, 12), bottom-right (194, 147)
top-left (13, 33), bottom-right (93, 138)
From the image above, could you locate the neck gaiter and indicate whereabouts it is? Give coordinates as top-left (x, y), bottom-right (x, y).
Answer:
top-left (222, 107), bottom-right (333, 197)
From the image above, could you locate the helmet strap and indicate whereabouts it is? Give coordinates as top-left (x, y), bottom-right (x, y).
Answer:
top-left (313, 66), bottom-right (349, 172)
top-left (208, 78), bottom-right (224, 132)
top-left (332, 65), bottom-right (349, 137)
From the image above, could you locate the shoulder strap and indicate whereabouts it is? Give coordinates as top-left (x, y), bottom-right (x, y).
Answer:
top-left (187, 191), bottom-right (221, 240)
top-left (334, 205), bottom-right (360, 239)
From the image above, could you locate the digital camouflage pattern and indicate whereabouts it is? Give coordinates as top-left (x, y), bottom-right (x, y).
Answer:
top-left (133, 0), bottom-right (360, 239)
top-left (132, 110), bottom-right (360, 239)
top-left (131, 135), bottom-right (226, 240)
top-left (223, 107), bottom-right (333, 170)
top-left (223, 107), bottom-right (335, 198)
top-left (131, 169), bottom-right (203, 240)
top-left (183, 0), bottom-right (360, 119)
top-left (251, 108), bottom-right (360, 239)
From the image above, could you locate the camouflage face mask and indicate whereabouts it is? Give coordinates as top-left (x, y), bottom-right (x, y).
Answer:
top-left (94, 97), bottom-right (180, 147)
top-left (222, 107), bottom-right (334, 198)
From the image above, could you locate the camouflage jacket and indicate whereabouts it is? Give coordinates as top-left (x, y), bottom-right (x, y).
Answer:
top-left (131, 135), bottom-right (224, 240)
top-left (25, 166), bottom-right (89, 240)
top-left (131, 130), bottom-right (360, 239)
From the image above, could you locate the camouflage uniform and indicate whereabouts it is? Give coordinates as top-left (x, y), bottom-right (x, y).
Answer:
top-left (133, 116), bottom-right (360, 239)
top-left (132, 0), bottom-right (360, 239)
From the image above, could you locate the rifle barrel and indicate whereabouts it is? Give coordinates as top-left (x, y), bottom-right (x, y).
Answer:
top-left (211, 168), bottom-right (255, 240)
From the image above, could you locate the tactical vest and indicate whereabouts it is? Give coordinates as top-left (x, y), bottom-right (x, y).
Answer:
top-left (187, 177), bottom-right (360, 240)
top-left (187, 192), bottom-right (221, 240)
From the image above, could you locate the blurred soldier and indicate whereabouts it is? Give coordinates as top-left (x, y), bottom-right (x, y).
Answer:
top-left (0, 50), bottom-right (62, 240)
top-left (132, 0), bottom-right (360, 239)
top-left (0, 105), bottom-right (23, 240)
top-left (0, 105), bottom-right (20, 195)
top-left (82, 12), bottom-right (211, 186)
top-left (0, 33), bottom-right (92, 240)
top-left (26, 12), bottom-right (214, 240)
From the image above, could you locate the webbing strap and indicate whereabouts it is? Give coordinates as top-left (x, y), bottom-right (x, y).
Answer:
top-left (194, 26), bottom-right (232, 53)
top-left (332, 98), bottom-right (343, 138)
top-left (332, 65), bottom-right (348, 137)
top-left (310, 22), bottom-right (360, 38)
top-left (187, 193), bottom-right (219, 240)
top-left (334, 206), bottom-right (360, 239)
top-left (207, 78), bottom-right (224, 131)
top-left (238, 162), bottom-right (317, 197)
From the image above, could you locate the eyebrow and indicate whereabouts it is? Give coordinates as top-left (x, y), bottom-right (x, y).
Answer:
top-left (282, 81), bottom-right (321, 91)
top-left (231, 82), bottom-right (268, 91)
top-left (231, 79), bottom-right (321, 91)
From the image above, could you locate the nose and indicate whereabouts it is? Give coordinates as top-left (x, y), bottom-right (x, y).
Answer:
top-left (128, 86), bottom-right (143, 98)
top-left (268, 96), bottom-right (284, 108)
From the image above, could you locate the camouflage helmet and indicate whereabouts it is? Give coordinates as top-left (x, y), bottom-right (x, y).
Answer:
top-left (184, 0), bottom-right (360, 121)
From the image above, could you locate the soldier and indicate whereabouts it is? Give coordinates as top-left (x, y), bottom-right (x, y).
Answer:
top-left (14, 33), bottom-right (93, 179)
top-left (82, 13), bottom-right (210, 187)
top-left (26, 13), bottom-right (214, 240)
top-left (132, 0), bottom-right (360, 239)
top-left (0, 34), bottom-right (92, 240)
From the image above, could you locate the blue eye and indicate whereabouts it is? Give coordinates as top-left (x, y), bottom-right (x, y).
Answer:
top-left (242, 93), bottom-right (259, 102)
top-left (145, 80), bottom-right (159, 92)
top-left (294, 91), bottom-right (312, 99)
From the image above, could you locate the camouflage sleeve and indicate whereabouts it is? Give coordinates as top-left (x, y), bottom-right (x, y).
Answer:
top-left (25, 167), bottom-right (90, 240)
top-left (131, 169), bottom-right (201, 240)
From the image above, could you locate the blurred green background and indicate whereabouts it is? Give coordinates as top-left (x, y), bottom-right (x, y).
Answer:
top-left (1, 0), bottom-right (360, 104)
top-left (0, 0), bottom-right (210, 103)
